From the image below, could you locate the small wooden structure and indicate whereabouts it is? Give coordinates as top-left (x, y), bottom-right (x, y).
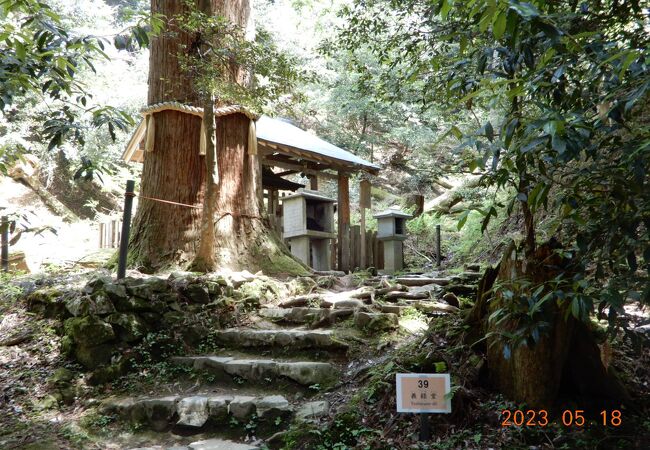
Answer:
top-left (122, 112), bottom-right (381, 272)
top-left (374, 208), bottom-right (412, 274)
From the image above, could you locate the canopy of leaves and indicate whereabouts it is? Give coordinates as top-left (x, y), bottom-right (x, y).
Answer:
top-left (333, 0), bottom-right (650, 333)
top-left (0, 0), bottom-right (160, 175)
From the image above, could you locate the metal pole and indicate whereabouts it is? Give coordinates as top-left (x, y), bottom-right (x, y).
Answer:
top-left (419, 413), bottom-right (431, 441)
top-left (117, 180), bottom-right (135, 280)
top-left (436, 224), bottom-right (441, 267)
top-left (1, 216), bottom-right (8, 272)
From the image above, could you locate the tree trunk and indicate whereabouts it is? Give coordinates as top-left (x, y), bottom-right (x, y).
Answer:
top-left (212, 113), bottom-right (305, 274)
top-left (128, 1), bottom-right (205, 272)
top-left (192, 94), bottom-right (218, 272)
top-left (466, 241), bottom-right (629, 409)
top-left (129, 0), bottom-right (303, 274)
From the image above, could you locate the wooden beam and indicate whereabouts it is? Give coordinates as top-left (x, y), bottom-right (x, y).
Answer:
top-left (276, 169), bottom-right (299, 177)
top-left (261, 157), bottom-right (339, 180)
top-left (308, 174), bottom-right (318, 190)
top-left (337, 172), bottom-right (350, 272)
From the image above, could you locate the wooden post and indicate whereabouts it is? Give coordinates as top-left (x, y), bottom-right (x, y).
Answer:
top-left (436, 224), bottom-right (441, 267)
top-left (419, 414), bottom-right (432, 441)
top-left (1, 216), bottom-right (8, 272)
top-left (117, 180), bottom-right (135, 280)
top-left (359, 179), bottom-right (371, 269)
top-left (308, 174), bottom-right (318, 190)
top-left (337, 173), bottom-right (350, 272)
top-left (351, 225), bottom-right (361, 270)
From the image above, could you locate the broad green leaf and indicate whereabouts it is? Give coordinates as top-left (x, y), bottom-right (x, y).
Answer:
top-left (493, 10), bottom-right (507, 40)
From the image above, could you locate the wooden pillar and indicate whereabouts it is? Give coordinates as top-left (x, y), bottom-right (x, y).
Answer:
top-left (359, 179), bottom-right (371, 269)
top-left (308, 174), bottom-right (318, 190)
top-left (337, 172), bottom-right (350, 272)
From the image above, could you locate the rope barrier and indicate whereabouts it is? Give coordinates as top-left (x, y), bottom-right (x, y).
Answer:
top-left (135, 194), bottom-right (264, 219)
top-left (137, 194), bottom-right (202, 209)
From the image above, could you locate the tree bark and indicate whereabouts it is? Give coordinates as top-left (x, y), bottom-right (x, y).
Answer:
top-left (466, 241), bottom-right (628, 409)
top-left (192, 94), bottom-right (218, 272)
top-left (129, 0), bottom-right (302, 274)
top-left (211, 113), bottom-right (305, 274)
top-left (128, 1), bottom-right (205, 272)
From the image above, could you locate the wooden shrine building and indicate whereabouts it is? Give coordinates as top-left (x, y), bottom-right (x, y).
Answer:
top-left (123, 113), bottom-right (380, 272)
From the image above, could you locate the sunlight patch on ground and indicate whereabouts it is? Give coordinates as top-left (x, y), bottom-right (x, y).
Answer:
top-left (399, 317), bottom-right (428, 334)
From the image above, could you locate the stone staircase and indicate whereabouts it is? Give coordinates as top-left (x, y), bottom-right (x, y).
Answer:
top-left (102, 266), bottom-right (481, 450)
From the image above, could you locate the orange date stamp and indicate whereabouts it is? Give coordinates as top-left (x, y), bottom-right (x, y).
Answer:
top-left (501, 410), bottom-right (622, 427)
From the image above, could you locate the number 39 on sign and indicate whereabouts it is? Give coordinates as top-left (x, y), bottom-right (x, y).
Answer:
top-left (396, 373), bottom-right (452, 413)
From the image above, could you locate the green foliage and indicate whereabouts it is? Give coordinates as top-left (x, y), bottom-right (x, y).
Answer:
top-left (0, 0), bottom-right (150, 174)
top-left (176, 1), bottom-right (306, 113)
top-left (334, 0), bottom-right (650, 335)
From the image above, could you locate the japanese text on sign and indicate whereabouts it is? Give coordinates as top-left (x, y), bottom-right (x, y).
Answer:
top-left (396, 373), bottom-right (451, 413)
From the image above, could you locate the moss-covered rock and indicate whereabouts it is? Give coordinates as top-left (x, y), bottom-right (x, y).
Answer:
top-left (103, 283), bottom-right (127, 301)
top-left (75, 343), bottom-right (114, 369)
top-left (105, 313), bottom-right (147, 342)
top-left (113, 295), bottom-right (157, 312)
top-left (26, 288), bottom-right (67, 318)
top-left (65, 294), bottom-right (115, 317)
top-left (125, 277), bottom-right (169, 298)
top-left (182, 283), bottom-right (210, 304)
top-left (64, 316), bottom-right (115, 346)
top-left (354, 312), bottom-right (399, 333)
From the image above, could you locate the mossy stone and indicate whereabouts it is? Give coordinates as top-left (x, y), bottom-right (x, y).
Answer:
top-left (105, 313), bottom-right (147, 342)
top-left (26, 288), bottom-right (67, 318)
top-left (64, 316), bottom-right (115, 346)
top-left (75, 343), bottom-right (114, 369)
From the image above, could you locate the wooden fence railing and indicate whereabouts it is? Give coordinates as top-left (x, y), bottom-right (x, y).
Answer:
top-left (331, 228), bottom-right (384, 271)
top-left (98, 219), bottom-right (122, 249)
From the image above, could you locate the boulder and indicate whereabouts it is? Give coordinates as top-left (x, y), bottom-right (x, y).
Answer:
top-left (182, 284), bottom-right (210, 304)
top-left (295, 400), bottom-right (329, 421)
top-left (75, 343), bottom-right (114, 369)
top-left (26, 288), bottom-right (67, 318)
top-left (114, 296), bottom-right (157, 313)
top-left (207, 395), bottom-right (232, 422)
top-left (106, 313), bottom-right (147, 342)
top-left (354, 312), bottom-right (399, 332)
top-left (277, 362), bottom-right (336, 386)
top-left (333, 299), bottom-right (364, 309)
top-left (64, 316), bottom-right (115, 346)
top-left (413, 302), bottom-right (460, 314)
top-left (441, 292), bottom-right (460, 308)
top-left (228, 395), bottom-right (256, 420)
top-left (103, 283), bottom-right (128, 302)
top-left (255, 395), bottom-right (291, 420)
top-left (84, 275), bottom-right (113, 293)
top-left (131, 396), bottom-right (179, 431)
top-left (176, 396), bottom-right (209, 427)
top-left (65, 295), bottom-right (115, 317)
top-left (126, 277), bottom-right (169, 297)
top-left (188, 439), bottom-right (258, 450)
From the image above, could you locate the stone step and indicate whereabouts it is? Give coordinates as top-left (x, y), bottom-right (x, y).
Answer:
top-left (396, 277), bottom-right (451, 287)
top-left (213, 328), bottom-right (347, 350)
top-left (129, 439), bottom-right (258, 450)
top-left (170, 355), bottom-right (337, 386)
top-left (258, 307), bottom-right (328, 323)
top-left (258, 307), bottom-right (355, 327)
top-left (103, 394), bottom-right (291, 430)
top-left (103, 394), bottom-right (329, 433)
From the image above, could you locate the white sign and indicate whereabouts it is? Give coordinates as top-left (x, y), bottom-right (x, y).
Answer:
top-left (396, 373), bottom-right (451, 413)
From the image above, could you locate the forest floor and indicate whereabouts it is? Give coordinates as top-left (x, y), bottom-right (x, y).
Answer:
top-left (1, 266), bottom-right (649, 450)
